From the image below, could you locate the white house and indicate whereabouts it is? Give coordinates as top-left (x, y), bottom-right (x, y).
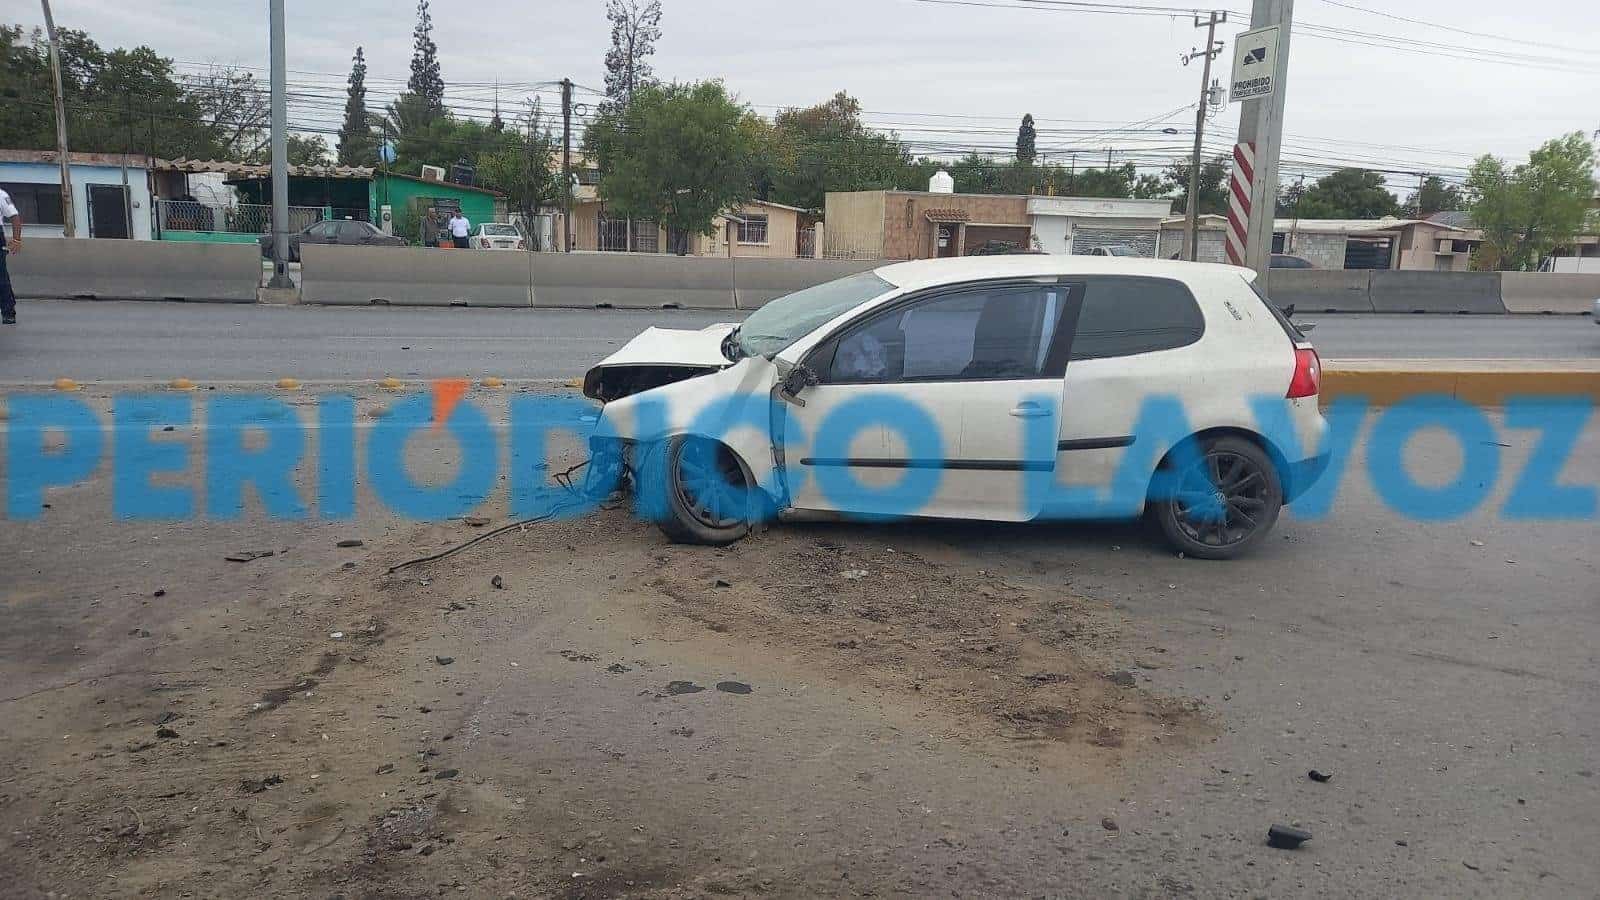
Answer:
top-left (0, 149), bottom-right (154, 240)
top-left (1026, 196), bottom-right (1174, 256)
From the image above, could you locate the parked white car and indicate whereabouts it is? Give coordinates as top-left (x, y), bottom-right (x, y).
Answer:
top-left (583, 256), bottom-right (1329, 559)
top-left (472, 223), bottom-right (525, 250)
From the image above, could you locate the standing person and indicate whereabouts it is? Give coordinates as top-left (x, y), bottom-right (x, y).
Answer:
top-left (0, 185), bottom-right (21, 326)
top-left (447, 210), bottom-right (471, 250)
top-left (419, 207), bottom-right (439, 249)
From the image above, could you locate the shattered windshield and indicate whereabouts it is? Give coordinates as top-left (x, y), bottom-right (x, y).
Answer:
top-left (735, 271), bottom-right (892, 358)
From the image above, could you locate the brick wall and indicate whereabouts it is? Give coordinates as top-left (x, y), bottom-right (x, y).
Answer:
top-left (879, 192), bottom-right (1030, 260)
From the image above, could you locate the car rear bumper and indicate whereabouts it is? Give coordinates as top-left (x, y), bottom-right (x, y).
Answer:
top-left (1283, 452), bottom-right (1330, 504)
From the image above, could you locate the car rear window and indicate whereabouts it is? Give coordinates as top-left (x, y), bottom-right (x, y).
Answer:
top-left (1070, 276), bottom-right (1205, 360)
top-left (1245, 277), bottom-right (1305, 342)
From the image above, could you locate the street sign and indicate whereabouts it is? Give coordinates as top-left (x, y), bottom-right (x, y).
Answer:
top-left (1230, 25), bottom-right (1280, 102)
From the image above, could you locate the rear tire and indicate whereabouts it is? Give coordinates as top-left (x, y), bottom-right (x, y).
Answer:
top-left (638, 436), bottom-right (758, 546)
top-left (1151, 436), bottom-right (1283, 560)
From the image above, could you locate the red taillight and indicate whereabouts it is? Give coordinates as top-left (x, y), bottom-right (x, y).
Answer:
top-left (1287, 347), bottom-right (1321, 398)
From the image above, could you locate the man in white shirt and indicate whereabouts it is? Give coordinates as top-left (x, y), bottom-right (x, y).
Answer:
top-left (447, 212), bottom-right (471, 249)
top-left (0, 186), bottom-right (21, 325)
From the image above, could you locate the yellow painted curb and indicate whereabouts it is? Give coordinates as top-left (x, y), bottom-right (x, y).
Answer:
top-left (481, 377), bottom-right (505, 389)
top-left (379, 376), bottom-right (403, 390)
top-left (1322, 360), bottom-right (1600, 406)
top-left (54, 377), bottom-right (80, 392)
top-left (565, 377), bottom-right (583, 389)
top-left (170, 377), bottom-right (196, 391)
top-left (276, 377), bottom-right (301, 390)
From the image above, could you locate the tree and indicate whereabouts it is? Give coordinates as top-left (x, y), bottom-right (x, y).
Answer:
top-left (0, 25), bottom-right (242, 160)
top-left (477, 99), bottom-right (560, 234)
top-left (406, 1), bottom-right (445, 122)
top-left (767, 91), bottom-right (919, 209)
top-left (1016, 114), bottom-right (1036, 165)
top-left (603, 0), bottom-right (662, 108)
top-left (1294, 168), bottom-right (1401, 219)
top-left (337, 47), bottom-right (375, 166)
top-left (1165, 153), bottom-right (1229, 216)
top-left (1466, 132), bottom-right (1598, 271)
top-left (287, 134), bottom-right (330, 166)
top-left (1404, 175), bottom-right (1462, 218)
top-left (586, 81), bottom-right (757, 236)
top-left (187, 64), bottom-right (270, 160)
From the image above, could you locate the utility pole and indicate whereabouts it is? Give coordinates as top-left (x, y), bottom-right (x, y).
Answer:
top-left (1235, 0), bottom-right (1294, 284)
top-left (266, 0), bottom-right (293, 288)
top-left (40, 0), bottom-right (75, 237)
top-left (1183, 11), bottom-right (1226, 262)
top-left (560, 78), bottom-right (573, 253)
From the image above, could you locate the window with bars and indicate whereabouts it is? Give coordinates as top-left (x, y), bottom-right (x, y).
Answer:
top-left (737, 214), bottom-right (769, 245)
top-left (1, 182), bottom-right (65, 226)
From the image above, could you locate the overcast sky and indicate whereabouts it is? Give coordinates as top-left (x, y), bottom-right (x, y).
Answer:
top-left (13, 0), bottom-right (1599, 189)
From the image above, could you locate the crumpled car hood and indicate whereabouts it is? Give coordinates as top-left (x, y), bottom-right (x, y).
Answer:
top-left (592, 323), bottom-right (739, 369)
top-left (582, 323), bottom-right (739, 401)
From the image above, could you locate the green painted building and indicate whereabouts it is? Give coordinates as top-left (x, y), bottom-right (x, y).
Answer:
top-left (153, 161), bottom-right (504, 244)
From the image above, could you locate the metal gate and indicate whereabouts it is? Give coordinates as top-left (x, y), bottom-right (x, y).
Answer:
top-left (1069, 226), bottom-right (1158, 257)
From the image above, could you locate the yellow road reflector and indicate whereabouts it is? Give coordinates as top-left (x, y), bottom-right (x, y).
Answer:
top-left (276, 377), bottom-right (301, 390)
top-left (170, 377), bottom-right (196, 391)
top-left (481, 377), bottom-right (505, 389)
top-left (380, 376), bottom-right (403, 390)
top-left (54, 378), bottom-right (80, 392)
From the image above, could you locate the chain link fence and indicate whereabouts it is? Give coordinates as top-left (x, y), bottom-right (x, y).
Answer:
top-left (156, 200), bottom-right (355, 238)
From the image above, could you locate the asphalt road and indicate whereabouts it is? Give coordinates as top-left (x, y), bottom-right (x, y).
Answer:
top-left (0, 299), bottom-right (1594, 383)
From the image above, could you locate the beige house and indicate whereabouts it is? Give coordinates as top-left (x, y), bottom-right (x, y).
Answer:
top-left (823, 190), bottom-right (1033, 260)
top-left (562, 198), bottom-right (809, 257)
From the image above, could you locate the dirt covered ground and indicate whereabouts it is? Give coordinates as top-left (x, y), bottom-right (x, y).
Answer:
top-left (6, 386), bottom-right (1597, 899)
top-left (0, 388), bottom-right (1208, 898)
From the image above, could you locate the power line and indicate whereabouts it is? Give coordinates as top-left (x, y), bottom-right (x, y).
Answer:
top-left (1309, 0), bottom-right (1600, 57)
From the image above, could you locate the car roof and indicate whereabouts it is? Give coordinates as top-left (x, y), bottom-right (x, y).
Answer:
top-left (872, 255), bottom-right (1254, 291)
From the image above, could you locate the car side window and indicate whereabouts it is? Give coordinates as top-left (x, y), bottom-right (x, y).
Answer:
top-left (825, 285), bottom-right (1066, 383)
top-left (1070, 276), bottom-right (1205, 360)
top-left (309, 222), bottom-right (336, 238)
top-left (338, 222), bottom-right (367, 239)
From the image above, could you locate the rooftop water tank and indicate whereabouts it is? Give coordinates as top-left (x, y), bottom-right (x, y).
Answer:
top-left (929, 170), bottom-right (954, 194)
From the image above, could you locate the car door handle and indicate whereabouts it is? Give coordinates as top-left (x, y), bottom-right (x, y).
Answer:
top-left (1009, 403), bottom-right (1050, 418)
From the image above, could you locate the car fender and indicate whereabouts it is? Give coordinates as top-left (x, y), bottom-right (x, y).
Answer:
top-left (594, 356), bottom-right (783, 499)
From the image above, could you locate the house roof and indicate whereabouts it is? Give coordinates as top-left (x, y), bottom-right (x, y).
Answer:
top-left (1269, 216), bottom-right (1461, 235)
top-left (161, 157), bottom-right (376, 179)
top-left (380, 171), bottom-right (504, 197)
top-left (1428, 210), bottom-right (1475, 229)
top-left (0, 148), bottom-right (155, 168)
top-left (750, 199), bottom-right (809, 213)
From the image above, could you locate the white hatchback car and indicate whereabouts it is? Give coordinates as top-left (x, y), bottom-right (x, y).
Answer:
top-left (584, 256), bottom-right (1329, 559)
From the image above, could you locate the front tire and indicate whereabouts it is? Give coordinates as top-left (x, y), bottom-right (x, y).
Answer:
top-left (1151, 436), bottom-right (1283, 560)
top-left (639, 436), bottom-right (758, 546)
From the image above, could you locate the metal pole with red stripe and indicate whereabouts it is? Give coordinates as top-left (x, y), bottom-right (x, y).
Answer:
top-left (1226, 141), bottom-right (1255, 267)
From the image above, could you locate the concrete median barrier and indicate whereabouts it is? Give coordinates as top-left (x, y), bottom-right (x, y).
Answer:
top-left (8, 237), bottom-right (260, 302)
top-left (1322, 359), bottom-right (1600, 406)
top-left (531, 253), bottom-right (735, 309)
top-left (1369, 270), bottom-right (1506, 314)
top-left (732, 258), bottom-right (885, 309)
top-left (1265, 269), bottom-right (1374, 313)
top-left (1499, 273), bottom-right (1600, 314)
top-left (300, 244), bottom-right (533, 307)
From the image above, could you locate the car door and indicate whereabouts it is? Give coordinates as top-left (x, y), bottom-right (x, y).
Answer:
top-left (303, 221), bottom-right (336, 248)
top-left (781, 279), bottom-right (1078, 521)
top-left (336, 221), bottom-right (369, 246)
top-left (1047, 275), bottom-right (1208, 519)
